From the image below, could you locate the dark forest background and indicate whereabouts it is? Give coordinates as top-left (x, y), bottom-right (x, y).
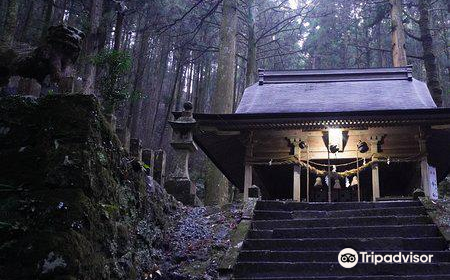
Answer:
top-left (0, 0), bottom-right (448, 203)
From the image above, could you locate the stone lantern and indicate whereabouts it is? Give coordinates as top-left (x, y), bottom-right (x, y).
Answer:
top-left (165, 102), bottom-right (201, 206)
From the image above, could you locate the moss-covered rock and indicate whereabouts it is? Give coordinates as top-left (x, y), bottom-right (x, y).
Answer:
top-left (0, 94), bottom-right (180, 279)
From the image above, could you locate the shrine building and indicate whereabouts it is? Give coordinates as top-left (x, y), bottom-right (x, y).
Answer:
top-left (192, 66), bottom-right (450, 202)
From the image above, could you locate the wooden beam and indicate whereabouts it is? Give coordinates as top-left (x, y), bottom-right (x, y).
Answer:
top-left (370, 135), bottom-right (382, 201)
top-left (418, 137), bottom-right (430, 197)
top-left (244, 163), bottom-right (252, 200)
top-left (372, 162), bottom-right (380, 201)
top-left (243, 131), bottom-right (254, 201)
top-left (293, 165), bottom-right (301, 201)
top-left (420, 158), bottom-right (430, 197)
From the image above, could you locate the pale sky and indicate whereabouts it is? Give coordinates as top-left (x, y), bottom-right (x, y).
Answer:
top-left (289, 0), bottom-right (298, 9)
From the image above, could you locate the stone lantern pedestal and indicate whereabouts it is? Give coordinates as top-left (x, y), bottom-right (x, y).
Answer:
top-left (165, 102), bottom-right (202, 206)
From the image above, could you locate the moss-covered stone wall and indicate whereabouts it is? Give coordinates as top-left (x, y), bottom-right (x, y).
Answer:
top-left (0, 95), bottom-right (179, 279)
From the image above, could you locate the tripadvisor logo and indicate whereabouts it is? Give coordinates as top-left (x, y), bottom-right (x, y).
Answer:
top-left (338, 248), bottom-right (434, 268)
top-left (338, 248), bottom-right (359, 268)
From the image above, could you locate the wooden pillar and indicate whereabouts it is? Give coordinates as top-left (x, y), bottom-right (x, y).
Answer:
top-left (243, 132), bottom-right (254, 201)
top-left (289, 137), bottom-right (304, 201)
top-left (420, 158), bottom-right (430, 197)
top-left (370, 135), bottom-right (382, 201)
top-left (293, 165), bottom-right (301, 201)
top-left (244, 163), bottom-right (252, 200)
top-left (418, 136), bottom-right (430, 196)
top-left (371, 161), bottom-right (380, 201)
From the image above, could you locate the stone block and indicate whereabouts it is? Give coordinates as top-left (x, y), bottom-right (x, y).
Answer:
top-left (248, 185), bottom-right (261, 199)
top-left (142, 149), bottom-right (154, 176)
top-left (116, 127), bottom-right (130, 152)
top-left (17, 78), bottom-right (41, 97)
top-left (165, 179), bottom-right (201, 206)
top-left (58, 77), bottom-right (74, 94)
top-left (130, 138), bottom-right (142, 160)
top-left (153, 149), bottom-right (166, 186)
top-left (104, 114), bottom-right (117, 132)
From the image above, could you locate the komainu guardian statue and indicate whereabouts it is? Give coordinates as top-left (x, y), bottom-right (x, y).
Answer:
top-left (0, 25), bottom-right (85, 91)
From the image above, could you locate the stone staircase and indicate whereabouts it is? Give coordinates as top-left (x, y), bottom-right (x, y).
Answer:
top-left (233, 200), bottom-right (450, 279)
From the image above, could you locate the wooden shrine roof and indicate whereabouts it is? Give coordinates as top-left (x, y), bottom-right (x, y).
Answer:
top-left (235, 66), bottom-right (436, 114)
top-left (194, 108), bottom-right (450, 130)
top-left (190, 66), bottom-right (450, 191)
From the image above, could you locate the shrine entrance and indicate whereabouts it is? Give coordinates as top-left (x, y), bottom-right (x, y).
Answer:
top-left (253, 160), bottom-right (420, 202)
top-left (253, 163), bottom-right (371, 202)
top-left (247, 129), bottom-right (427, 203)
top-left (192, 68), bottom-right (450, 204)
top-left (252, 160), bottom-right (417, 202)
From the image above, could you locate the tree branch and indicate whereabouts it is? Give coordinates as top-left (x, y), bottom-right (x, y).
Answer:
top-left (350, 44), bottom-right (424, 60)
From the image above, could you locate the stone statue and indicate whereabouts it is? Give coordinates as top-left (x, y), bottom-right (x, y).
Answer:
top-left (0, 25), bottom-right (85, 90)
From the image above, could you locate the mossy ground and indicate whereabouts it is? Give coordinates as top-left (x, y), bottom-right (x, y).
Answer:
top-left (420, 197), bottom-right (450, 241)
top-left (163, 203), bottom-right (243, 280)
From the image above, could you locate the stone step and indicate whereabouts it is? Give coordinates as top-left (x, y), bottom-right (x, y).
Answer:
top-left (237, 250), bottom-right (450, 263)
top-left (265, 224), bottom-right (440, 239)
top-left (253, 206), bottom-right (427, 220)
top-left (255, 200), bottom-right (421, 211)
top-left (233, 275), bottom-right (450, 280)
top-left (252, 215), bottom-right (432, 230)
top-left (248, 224), bottom-right (439, 239)
top-left (233, 262), bottom-right (450, 277)
top-left (242, 237), bottom-right (447, 251)
top-left (233, 200), bottom-right (448, 279)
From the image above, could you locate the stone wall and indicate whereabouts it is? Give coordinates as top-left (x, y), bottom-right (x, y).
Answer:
top-left (0, 95), bottom-right (180, 279)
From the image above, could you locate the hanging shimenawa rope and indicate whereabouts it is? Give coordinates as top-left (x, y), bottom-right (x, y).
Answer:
top-left (247, 153), bottom-right (424, 178)
top-left (296, 155), bottom-right (373, 177)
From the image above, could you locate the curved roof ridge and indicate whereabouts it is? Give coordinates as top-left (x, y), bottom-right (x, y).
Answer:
top-left (258, 66), bottom-right (413, 85)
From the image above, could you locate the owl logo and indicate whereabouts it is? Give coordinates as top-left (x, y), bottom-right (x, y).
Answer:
top-left (338, 248), bottom-right (359, 268)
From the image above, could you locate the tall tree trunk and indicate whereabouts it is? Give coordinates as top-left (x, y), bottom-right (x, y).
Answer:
top-left (51, 0), bottom-right (67, 25)
top-left (97, 0), bottom-right (113, 51)
top-left (196, 58), bottom-right (212, 113)
top-left (2, 0), bottom-right (19, 46)
top-left (126, 29), bottom-right (150, 138)
top-left (245, 0), bottom-right (257, 87)
top-left (211, 0), bottom-right (237, 114)
top-left (41, 0), bottom-right (55, 39)
top-left (205, 0), bottom-right (238, 206)
top-left (375, 23), bottom-right (387, 67)
top-left (19, 0), bottom-right (35, 41)
top-left (67, 0), bottom-right (78, 25)
top-left (418, 0), bottom-right (443, 106)
top-left (148, 37), bottom-right (170, 130)
top-left (364, 28), bottom-right (371, 67)
top-left (158, 50), bottom-right (184, 148)
top-left (82, 0), bottom-right (104, 94)
top-left (389, 0), bottom-right (407, 67)
top-left (113, 1), bottom-right (126, 50)
top-left (113, 14), bottom-right (124, 50)
top-left (191, 60), bottom-right (201, 108)
top-left (144, 38), bottom-right (170, 147)
top-left (441, 8), bottom-right (450, 106)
